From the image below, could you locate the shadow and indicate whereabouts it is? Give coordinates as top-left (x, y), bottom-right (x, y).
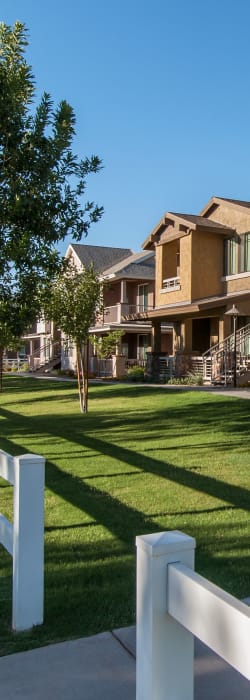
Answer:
top-left (0, 382), bottom-right (249, 655)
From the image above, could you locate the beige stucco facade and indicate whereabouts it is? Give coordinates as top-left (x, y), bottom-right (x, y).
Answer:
top-left (143, 197), bottom-right (250, 357)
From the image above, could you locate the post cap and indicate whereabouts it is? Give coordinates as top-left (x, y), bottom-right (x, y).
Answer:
top-left (136, 530), bottom-right (196, 556)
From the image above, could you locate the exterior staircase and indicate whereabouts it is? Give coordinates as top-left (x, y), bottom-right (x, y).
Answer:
top-left (28, 340), bottom-right (62, 373)
top-left (202, 323), bottom-right (250, 385)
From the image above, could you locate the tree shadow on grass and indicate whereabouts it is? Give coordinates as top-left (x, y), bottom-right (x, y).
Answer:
top-left (0, 393), bottom-right (249, 655)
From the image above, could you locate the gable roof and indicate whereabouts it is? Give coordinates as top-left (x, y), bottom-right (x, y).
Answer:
top-left (200, 196), bottom-right (250, 217)
top-left (102, 250), bottom-right (155, 279)
top-left (66, 244), bottom-right (133, 273)
top-left (169, 213), bottom-right (234, 231)
top-left (142, 210), bottom-right (235, 249)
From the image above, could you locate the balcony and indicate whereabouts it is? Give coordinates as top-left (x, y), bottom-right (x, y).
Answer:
top-left (94, 303), bottom-right (154, 326)
top-left (162, 276), bottom-right (180, 292)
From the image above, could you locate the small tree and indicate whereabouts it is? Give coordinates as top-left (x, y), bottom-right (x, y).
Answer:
top-left (90, 330), bottom-right (125, 358)
top-left (47, 266), bottom-right (102, 413)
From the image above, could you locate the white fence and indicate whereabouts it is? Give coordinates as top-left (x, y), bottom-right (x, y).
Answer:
top-left (0, 450), bottom-right (45, 631)
top-left (3, 358), bottom-right (28, 371)
top-left (136, 530), bottom-right (250, 700)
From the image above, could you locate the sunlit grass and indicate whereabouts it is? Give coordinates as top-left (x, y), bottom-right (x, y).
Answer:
top-left (0, 375), bottom-right (249, 655)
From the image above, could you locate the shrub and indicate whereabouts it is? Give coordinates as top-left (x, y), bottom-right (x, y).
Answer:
top-left (126, 365), bottom-right (145, 382)
top-left (19, 362), bottom-right (29, 372)
top-left (167, 372), bottom-right (203, 386)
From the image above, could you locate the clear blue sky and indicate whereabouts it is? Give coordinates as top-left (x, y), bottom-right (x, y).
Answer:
top-left (2, 0), bottom-right (250, 254)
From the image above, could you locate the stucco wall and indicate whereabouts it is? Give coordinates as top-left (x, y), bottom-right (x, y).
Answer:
top-left (155, 236), bottom-right (191, 306)
top-left (207, 201), bottom-right (250, 234)
top-left (191, 231), bottom-right (223, 300)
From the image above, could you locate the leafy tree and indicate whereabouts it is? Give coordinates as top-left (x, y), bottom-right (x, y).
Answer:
top-left (90, 330), bottom-right (125, 358)
top-left (47, 266), bottom-right (102, 413)
top-left (0, 21), bottom-right (103, 379)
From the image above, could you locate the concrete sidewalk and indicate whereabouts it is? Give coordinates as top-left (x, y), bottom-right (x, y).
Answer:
top-left (0, 625), bottom-right (249, 700)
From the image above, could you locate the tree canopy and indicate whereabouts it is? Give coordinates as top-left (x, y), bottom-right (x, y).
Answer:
top-left (47, 265), bottom-right (103, 413)
top-left (0, 21), bottom-right (103, 356)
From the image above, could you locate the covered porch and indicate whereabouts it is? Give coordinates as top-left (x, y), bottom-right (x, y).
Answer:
top-left (146, 295), bottom-right (250, 383)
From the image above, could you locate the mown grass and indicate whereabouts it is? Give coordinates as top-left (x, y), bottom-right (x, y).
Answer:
top-left (0, 375), bottom-right (249, 655)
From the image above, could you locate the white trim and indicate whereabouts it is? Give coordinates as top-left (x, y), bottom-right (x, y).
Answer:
top-left (222, 271), bottom-right (250, 281)
top-left (160, 285), bottom-right (181, 293)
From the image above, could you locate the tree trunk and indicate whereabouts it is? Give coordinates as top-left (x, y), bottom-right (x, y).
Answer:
top-left (76, 342), bottom-right (89, 414)
top-left (82, 340), bottom-right (89, 414)
top-left (76, 347), bottom-right (84, 413)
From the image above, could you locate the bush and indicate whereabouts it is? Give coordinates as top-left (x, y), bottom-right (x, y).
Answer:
top-left (56, 368), bottom-right (76, 378)
top-left (19, 362), bottom-right (29, 371)
top-left (126, 365), bottom-right (145, 382)
top-left (167, 372), bottom-right (203, 386)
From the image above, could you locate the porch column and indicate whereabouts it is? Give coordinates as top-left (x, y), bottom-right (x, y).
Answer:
top-left (181, 319), bottom-right (192, 352)
top-left (210, 318), bottom-right (219, 346)
top-left (173, 323), bottom-right (180, 353)
top-left (120, 280), bottom-right (127, 303)
top-left (219, 315), bottom-right (231, 343)
top-left (151, 320), bottom-right (161, 353)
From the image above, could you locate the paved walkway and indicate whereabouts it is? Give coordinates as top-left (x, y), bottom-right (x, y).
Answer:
top-left (0, 623), bottom-right (249, 699)
top-left (14, 372), bottom-right (250, 398)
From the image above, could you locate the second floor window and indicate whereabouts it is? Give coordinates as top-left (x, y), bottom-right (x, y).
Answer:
top-left (239, 232), bottom-right (250, 273)
top-left (223, 239), bottom-right (236, 275)
top-left (138, 284), bottom-right (148, 311)
top-left (224, 233), bottom-right (250, 276)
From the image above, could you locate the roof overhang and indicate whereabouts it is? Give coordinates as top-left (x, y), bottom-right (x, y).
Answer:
top-left (144, 289), bottom-right (250, 321)
top-left (142, 211), bottom-right (235, 249)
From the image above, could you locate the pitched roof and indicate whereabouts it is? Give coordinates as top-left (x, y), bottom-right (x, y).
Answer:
top-left (67, 244), bottom-right (133, 273)
top-left (215, 197), bottom-right (250, 209)
top-left (200, 196), bottom-right (250, 217)
top-left (102, 250), bottom-right (155, 279)
top-left (142, 210), bottom-right (235, 248)
top-left (169, 213), bottom-right (234, 231)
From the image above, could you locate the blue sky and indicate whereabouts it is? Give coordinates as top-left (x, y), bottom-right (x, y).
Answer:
top-left (2, 0), bottom-right (250, 254)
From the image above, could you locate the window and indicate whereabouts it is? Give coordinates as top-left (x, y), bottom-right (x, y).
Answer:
top-left (239, 233), bottom-right (250, 273)
top-left (223, 239), bottom-right (236, 275)
top-left (138, 335), bottom-right (149, 360)
top-left (138, 284), bottom-right (148, 312)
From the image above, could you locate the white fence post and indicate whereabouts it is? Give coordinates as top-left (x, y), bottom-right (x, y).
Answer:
top-left (12, 454), bottom-right (45, 631)
top-left (136, 530), bottom-right (196, 700)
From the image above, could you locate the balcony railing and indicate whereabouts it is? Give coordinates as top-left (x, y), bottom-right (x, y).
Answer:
top-left (95, 303), bottom-right (154, 325)
top-left (162, 276), bottom-right (180, 291)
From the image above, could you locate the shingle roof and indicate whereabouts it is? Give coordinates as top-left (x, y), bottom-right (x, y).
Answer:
top-left (118, 262), bottom-right (155, 279)
top-left (169, 213), bottom-right (234, 230)
top-left (69, 244), bottom-right (133, 273)
top-left (216, 197), bottom-right (250, 209)
top-left (102, 250), bottom-right (154, 277)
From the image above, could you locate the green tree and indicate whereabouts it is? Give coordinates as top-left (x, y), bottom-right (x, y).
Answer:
top-left (90, 330), bottom-right (125, 358)
top-left (0, 21), bottom-right (103, 377)
top-left (47, 266), bottom-right (102, 413)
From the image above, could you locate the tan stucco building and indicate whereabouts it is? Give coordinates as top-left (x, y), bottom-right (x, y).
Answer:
top-left (141, 197), bottom-right (250, 381)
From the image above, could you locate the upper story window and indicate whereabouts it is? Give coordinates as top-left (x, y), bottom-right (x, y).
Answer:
top-left (223, 239), bottom-right (236, 275)
top-left (224, 233), bottom-right (250, 276)
top-left (239, 232), bottom-right (250, 273)
top-left (138, 284), bottom-right (148, 311)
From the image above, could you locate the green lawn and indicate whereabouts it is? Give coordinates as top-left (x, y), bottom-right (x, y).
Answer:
top-left (0, 375), bottom-right (249, 655)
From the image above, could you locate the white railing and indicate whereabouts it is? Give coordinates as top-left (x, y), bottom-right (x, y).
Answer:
top-left (136, 530), bottom-right (250, 700)
top-left (3, 358), bottom-right (28, 371)
top-left (97, 358), bottom-right (113, 377)
top-left (0, 450), bottom-right (45, 631)
top-left (162, 276), bottom-right (180, 290)
top-left (125, 359), bottom-right (147, 369)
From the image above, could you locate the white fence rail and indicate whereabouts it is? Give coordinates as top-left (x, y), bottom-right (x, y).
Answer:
top-left (0, 450), bottom-right (45, 631)
top-left (136, 530), bottom-right (250, 700)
